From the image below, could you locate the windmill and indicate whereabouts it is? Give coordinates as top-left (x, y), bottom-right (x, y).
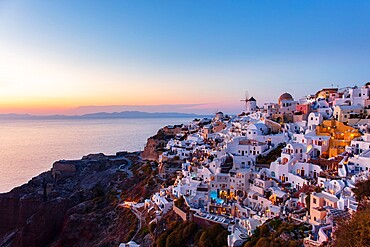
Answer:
top-left (240, 90), bottom-right (249, 111)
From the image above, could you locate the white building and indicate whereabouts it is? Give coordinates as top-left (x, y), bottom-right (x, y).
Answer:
top-left (307, 112), bottom-right (323, 131)
top-left (347, 149), bottom-right (370, 173)
top-left (314, 98), bottom-right (333, 118)
top-left (263, 102), bottom-right (279, 117)
top-left (278, 92), bottom-right (298, 114)
top-left (347, 133), bottom-right (370, 155)
top-left (246, 97), bottom-right (257, 113)
top-left (119, 241), bottom-right (140, 247)
top-left (333, 105), bottom-right (363, 123)
top-left (152, 190), bottom-right (173, 214)
top-left (227, 137), bottom-right (268, 162)
top-left (293, 131), bottom-right (330, 159)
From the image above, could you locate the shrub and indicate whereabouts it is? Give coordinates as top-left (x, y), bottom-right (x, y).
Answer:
top-left (333, 207), bottom-right (370, 247)
top-left (149, 222), bottom-right (156, 233)
top-left (255, 237), bottom-right (270, 247)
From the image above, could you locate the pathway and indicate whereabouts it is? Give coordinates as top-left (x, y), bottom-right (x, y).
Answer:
top-left (118, 202), bottom-right (143, 241)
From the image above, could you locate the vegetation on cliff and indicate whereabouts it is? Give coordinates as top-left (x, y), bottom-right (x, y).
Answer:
top-left (352, 178), bottom-right (370, 205)
top-left (120, 162), bottom-right (161, 201)
top-left (243, 219), bottom-right (311, 247)
top-left (332, 207), bottom-right (370, 247)
top-left (256, 143), bottom-right (285, 164)
top-left (152, 211), bottom-right (228, 247)
top-left (332, 179), bottom-right (370, 247)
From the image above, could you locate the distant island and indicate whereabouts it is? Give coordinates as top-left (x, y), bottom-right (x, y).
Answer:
top-left (0, 111), bottom-right (211, 120)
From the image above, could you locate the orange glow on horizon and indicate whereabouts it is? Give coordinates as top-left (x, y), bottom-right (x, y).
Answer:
top-left (0, 38), bottom-right (246, 115)
top-left (0, 98), bottom-right (242, 115)
top-left (0, 97), bottom-right (223, 115)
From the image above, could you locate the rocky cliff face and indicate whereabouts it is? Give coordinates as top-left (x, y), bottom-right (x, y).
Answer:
top-left (11, 198), bottom-right (72, 247)
top-left (142, 137), bottom-right (163, 161)
top-left (0, 153), bottom-right (141, 247)
top-left (0, 176), bottom-right (46, 238)
top-left (142, 127), bottom-right (179, 161)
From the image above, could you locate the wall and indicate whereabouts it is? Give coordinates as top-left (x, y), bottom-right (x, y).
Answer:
top-left (173, 204), bottom-right (187, 221)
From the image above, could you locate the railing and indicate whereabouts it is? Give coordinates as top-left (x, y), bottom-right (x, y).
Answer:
top-left (304, 238), bottom-right (322, 246)
top-left (318, 224), bottom-right (332, 243)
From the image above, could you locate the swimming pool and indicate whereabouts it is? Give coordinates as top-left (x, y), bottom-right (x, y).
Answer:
top-left (210, 191), bottom-right (224, 204)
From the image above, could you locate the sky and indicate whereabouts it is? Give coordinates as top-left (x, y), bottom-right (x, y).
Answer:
top-left (0, 0), bottom-right (370, 115)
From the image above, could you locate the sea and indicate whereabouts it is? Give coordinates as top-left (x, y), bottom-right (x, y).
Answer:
top-left (0, 117), bottom-right (194, 193)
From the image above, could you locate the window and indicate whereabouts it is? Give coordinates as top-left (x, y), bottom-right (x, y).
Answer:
top-left (313, 198), bottom-right (317, 204)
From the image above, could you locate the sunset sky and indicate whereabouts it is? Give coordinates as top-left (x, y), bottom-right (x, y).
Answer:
top-left (1, 1), bottom-right (370, 115)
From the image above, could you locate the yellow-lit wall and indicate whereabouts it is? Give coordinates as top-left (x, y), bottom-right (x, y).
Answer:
top-left (316, 120), bottom-right (361, 157)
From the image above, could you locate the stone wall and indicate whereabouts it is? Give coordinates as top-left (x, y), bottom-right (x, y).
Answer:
top-left (172, 205), bottom-right (187, 221)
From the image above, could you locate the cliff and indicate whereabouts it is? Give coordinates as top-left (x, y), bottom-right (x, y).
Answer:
top-left (142, 126), bottom-right (182, 161)
top-left (0, 123), bottom-right (185, 247)
top-left (0, 152), bottom-right (146, 247)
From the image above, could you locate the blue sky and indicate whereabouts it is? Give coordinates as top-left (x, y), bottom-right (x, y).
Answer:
top-left (0, 1), bottom-right (369, 114)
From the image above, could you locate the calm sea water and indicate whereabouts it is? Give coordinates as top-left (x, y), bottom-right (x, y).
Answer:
top-left (0, 118), bottom-right (193, 193)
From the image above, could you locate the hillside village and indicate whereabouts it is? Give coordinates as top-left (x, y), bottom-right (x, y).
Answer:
top-left (130, 83), bottom-right (370, 247)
